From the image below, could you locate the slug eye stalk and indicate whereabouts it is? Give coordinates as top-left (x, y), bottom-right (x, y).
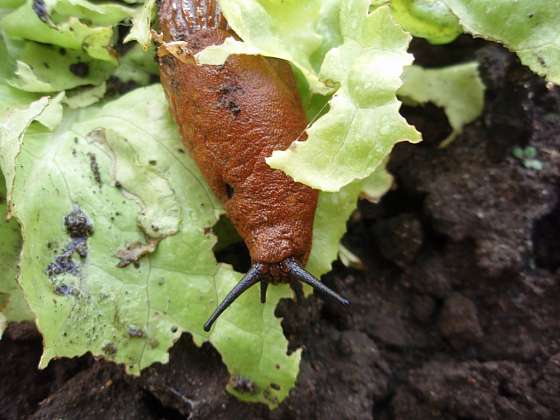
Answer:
top-left (203, 258), bottom-right (350, 332)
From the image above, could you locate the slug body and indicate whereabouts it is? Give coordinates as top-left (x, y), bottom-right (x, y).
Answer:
top-left (158, 0), bottom-right (348, 331)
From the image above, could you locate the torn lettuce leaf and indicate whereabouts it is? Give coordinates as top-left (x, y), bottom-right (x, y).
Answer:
top-left (197, 0), bottom-right (343, 95)
top-left (124, 0), bottom-right (157, 50)
top-left (399, 62), bottom-right (485, 143)
top-left (8, 85), bottom-right (300, 408)
top-left (266, 3), bottom-right (421, 192)
top-left (0, 172), bottom-right (33, 338)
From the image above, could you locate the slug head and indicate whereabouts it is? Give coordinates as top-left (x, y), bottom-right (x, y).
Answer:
top-left (203, 257), bottom-right (349, 332)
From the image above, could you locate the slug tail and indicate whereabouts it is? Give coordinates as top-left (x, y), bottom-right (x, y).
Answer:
top-left (159, 0), bottom-right (230, 41)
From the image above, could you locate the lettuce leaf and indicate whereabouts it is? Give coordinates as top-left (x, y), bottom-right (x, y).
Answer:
top-left (6, 85), bottom-right (301, 408)
top-left (0, 172), bottom-right (33, 338)
top-left (124, 0), bottom-right (156, 50)
top-left (444, 0), bottom-right (560, 84)
top-left (8, 42), bottom-right (115, 93)
top-left (267, 3), bottom-right (421, 191)
top-left (399, 62), bottom-right (485, 143)
top-left (1, 0), bottom-right (135, 62)
top-left (390, 0), bottom-right (462, 45)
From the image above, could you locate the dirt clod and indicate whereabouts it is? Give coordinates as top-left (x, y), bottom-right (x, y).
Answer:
top-left (46, 207), bottom-right (93, 279)
top-left (64, 207), bottom-right (93, 238)
top-left (438, 293), bottom-right (484, 348)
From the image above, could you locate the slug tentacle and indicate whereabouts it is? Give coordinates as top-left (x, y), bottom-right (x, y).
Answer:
top-left (260, 280), bottom-right (269, 304)
top-left (290, 280), bottom-right (304, 304)
top-left (203, 258), bottom-right (349, 331)
top-left (284, 258), bottom-right (350, 306)
top-left (204, 262), bottom-right (263, 332)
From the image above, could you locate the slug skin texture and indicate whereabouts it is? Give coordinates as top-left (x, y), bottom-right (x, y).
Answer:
top-left (159, 0), bottom-right (350, 332)
top-left (158, 0), bottom-right (318, 267)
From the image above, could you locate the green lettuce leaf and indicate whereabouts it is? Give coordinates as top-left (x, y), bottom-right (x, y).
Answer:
top-left (113, 44), bottom-right (159, 85)
top-left (267, 3), bottom-right (421, 192)
top-left (0, 172), bottom-right (33, 338)
top-left (399, 62), bottom-right (485, 143)
top-left (124, 0), bottom-right (156, 50)
top-left (8, 42), bottom-right (115, 93)
top-left (1, 0), bottom-right (135, 62)
top-left (443, 0), bottom-right (560, 84)
top-left (9, 85), bottom-right (299, 408)
top-left (308, 162), bottom-right (393, 278)
top-left (0, 93), bottom-right (59, 209)
top-left (62, 83), bottom-right (107, 109)
top-left (390, 0), bottom-right (462, 45)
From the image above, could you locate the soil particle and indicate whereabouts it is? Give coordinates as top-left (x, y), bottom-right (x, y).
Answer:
top-left (438, 293), bottom-right (483, 349)
top-left (231, 376), bottom-right (257, 394)
top-left (127, 325), bottom-right (145, 338)
top-left (87, 153), bottom-right (102, 186)
top-left (116, 239), bottom-right (159, 268)
top-left (106, 76), bottom-right (138, 97)
top-left (64, 207), bottom-right (93, 238)
top-left (46, 207), bottom-right (93, 279)
top-left (102, 343), bottom-right (117, 356)
top-left (218, 83), bottom-right (242, 117)
top-left (31, 0), bottom-right (49, 23)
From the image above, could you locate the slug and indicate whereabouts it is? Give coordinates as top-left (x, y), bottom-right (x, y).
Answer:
top-left (157, 0), bottom-right (349, 332)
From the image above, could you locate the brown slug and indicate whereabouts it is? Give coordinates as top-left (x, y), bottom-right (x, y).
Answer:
top-left (157, 0), bottom-right (349, 332)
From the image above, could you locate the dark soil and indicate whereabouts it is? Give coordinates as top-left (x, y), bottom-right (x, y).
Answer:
top-left (1, 40), bottom-right (559, 420)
